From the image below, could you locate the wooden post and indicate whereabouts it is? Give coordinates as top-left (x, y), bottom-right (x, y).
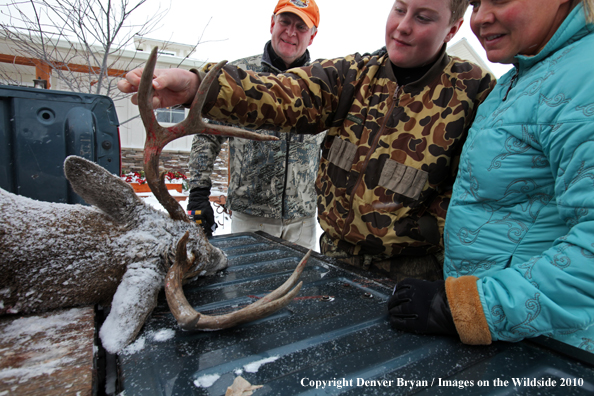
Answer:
top-left (33, 60), bottom-right (52, 89)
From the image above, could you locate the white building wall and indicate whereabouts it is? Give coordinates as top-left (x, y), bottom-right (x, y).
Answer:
top-left (117, 104), bottom-right (195, 151)
top-left (447, 38), bottom-right (494, 75)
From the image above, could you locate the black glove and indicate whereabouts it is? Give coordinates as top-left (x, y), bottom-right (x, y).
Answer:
top-left (187, 187), bottom-right (217, 236)
top-left (387, 278), bottom-right (457, 336)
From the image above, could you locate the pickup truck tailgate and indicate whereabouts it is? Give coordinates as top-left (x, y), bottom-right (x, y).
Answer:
top-left (0, 85), bottom-right (120, 204)
top-left (116, 232), bottom-right (594, 395)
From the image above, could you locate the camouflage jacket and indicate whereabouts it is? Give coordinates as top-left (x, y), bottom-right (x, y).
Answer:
top-left (203, 46), bottom-right (495, 257)
top-left (188, 41), bottom-right (325, 220)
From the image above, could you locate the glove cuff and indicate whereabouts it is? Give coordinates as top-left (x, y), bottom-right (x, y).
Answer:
top-left (189, 186), bottom-right (212, 200)
top-left (445, 276), bottom-right (492, 345)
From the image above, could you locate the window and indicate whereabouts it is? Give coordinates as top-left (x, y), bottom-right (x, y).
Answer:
top-left (155, 105), bottom-right (185, 124)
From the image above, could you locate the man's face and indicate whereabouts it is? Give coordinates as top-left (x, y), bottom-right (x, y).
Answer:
top-left (385, 0), bottom-right (461, 68)
top-left (469, 0), bottom-right (570, 64)
top-left (270, 12), bottom-right (317, 67)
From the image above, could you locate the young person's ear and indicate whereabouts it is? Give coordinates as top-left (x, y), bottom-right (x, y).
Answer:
top-left (444, 18), bottom-right (464, 43)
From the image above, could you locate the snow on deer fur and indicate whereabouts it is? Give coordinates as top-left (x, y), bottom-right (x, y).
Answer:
top-left (0, 155), bottom-right (227, 353)
top-left (0, 47), bottom-right (308, 354)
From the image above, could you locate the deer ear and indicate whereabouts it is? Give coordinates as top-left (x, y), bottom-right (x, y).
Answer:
top-left (64, 156), bottom-right (143, 224)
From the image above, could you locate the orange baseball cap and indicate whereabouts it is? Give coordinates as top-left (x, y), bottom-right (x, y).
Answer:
top-left (274, 0), bottom-right (320, 28)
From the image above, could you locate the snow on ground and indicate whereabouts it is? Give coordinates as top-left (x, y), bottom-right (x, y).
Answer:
top-left (139, 192), bottom-right (323, 252)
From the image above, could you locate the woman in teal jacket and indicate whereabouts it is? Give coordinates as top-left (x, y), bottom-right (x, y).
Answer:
top-left (388, 0), bottom-right (594, 352)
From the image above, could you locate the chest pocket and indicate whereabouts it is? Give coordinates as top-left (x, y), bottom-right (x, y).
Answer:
top-left (328, 137), bottom-right (357, 171)
top-left (379, 158), bottom-right (428, 200)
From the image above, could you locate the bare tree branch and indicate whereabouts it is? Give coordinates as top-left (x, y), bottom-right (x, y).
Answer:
top-left (0, 0), bottom-right (190, 98)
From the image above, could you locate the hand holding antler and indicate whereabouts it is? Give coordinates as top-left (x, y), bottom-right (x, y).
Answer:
top-left (118, 67), bottom-right (199, 109)
top-left (137, 47), bottom-right (279, 221)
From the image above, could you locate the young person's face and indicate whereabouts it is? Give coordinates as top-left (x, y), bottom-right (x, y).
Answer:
top-left (270, 12), bottom-right (317, 68)
top-left (469, 0), bottom-right (571, 64)
top-left (385, 0), bottom-right (462, 68)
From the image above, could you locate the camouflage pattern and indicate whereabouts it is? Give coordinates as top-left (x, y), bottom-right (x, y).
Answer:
top-left (320, 232), bottom-right (444, 282)
top-left (203, 46), bottom-right (495, 258)
top-left (188, 42), bottom-right (325, 220)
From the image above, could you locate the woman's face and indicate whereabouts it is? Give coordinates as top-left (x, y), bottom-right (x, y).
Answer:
top-left (385, 0), bottom-right (462, 68)
top-left (469, 0), bottom-right (571, 64)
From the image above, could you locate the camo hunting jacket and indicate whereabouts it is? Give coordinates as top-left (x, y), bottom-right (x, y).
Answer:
top-left (203, 46), bottom-right (495, 257)
top-left (188, 42), bottom-right (325, 220)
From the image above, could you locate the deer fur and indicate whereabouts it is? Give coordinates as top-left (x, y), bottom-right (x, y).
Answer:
top-left (0, 155), bottom-right (227, 353)
top-left (0, 47), bottom-right (307, 354)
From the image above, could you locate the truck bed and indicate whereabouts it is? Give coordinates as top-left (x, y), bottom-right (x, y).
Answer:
top-left (115, 232), bottom-right (594, 395)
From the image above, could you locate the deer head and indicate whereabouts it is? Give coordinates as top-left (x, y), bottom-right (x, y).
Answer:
top-left (0, 46), bottom-right (309, 353)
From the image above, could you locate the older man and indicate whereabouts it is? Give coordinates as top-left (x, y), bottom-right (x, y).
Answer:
top-left (186, 0), bottom-right (324, 250)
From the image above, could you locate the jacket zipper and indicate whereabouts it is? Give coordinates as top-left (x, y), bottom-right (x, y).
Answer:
top-left (503, 69), bottom-right (519, 101)
top-left (340, 85), bottom-right (402, 241)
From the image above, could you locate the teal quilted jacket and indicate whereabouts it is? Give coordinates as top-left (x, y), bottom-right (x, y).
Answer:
top-left (444, 6), bottom-right (594, 352)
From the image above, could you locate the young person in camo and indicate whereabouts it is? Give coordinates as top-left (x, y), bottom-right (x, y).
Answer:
top-left (388, 0), bottom-right (594, 352)
top-left (119, 0), bottom-right (495, 282)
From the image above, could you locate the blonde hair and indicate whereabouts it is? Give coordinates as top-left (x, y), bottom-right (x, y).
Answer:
top-left (449, 0), bottom-right (469, 25)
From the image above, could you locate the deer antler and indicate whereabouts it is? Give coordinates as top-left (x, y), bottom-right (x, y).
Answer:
top-left (137, 46), bottom-right (278, 221)
top-left (165, 232), bottom-right (310, 330)
top-left (137, 47), bottom-right (307, 331)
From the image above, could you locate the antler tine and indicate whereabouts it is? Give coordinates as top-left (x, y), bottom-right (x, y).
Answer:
top-left (138, 47), bottom-right (188, 221)
top-left (137, 47), bottom-right (279, 221)
top-left (139, 46), bottom-right (279, 145)
top-left (165, 232), bottom-right (310, 330)
top-left (183, 60), bottom-right (280, 141)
